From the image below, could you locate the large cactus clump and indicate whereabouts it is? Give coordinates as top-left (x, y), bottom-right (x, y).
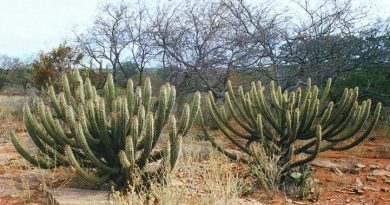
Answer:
top-left (11, 69), bottom-right (201, 190)
top-left (199, 78), bottom-right (381, 174)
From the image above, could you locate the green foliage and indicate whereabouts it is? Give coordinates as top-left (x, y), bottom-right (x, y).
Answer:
top-left (0, 60), bottom-right (31, 91)
top-left (286, 165), bottom-right (321, 201)
top-left (0, 71), bottom-right (9, 90)
top-left (7, 67), bottom-right (32, 89)
top-left (32, 43), bottom-right (83, 89)
top-left (199, 78), bottom-right (381, 187)
top-left (331, 66), bottom-right (390, 106)
top-left (10, 69), bottom-right (201, 191)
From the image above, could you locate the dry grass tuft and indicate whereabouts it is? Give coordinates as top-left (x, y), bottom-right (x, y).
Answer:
top-left (250, 143), bottom-right (284, 195)
top-left (0, 95), bottom-right (25, 137)
top-left (110, 138), bottom-right (245, 204)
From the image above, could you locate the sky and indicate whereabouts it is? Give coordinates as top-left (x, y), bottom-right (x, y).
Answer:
top-left (0, 0), bottom-right (389, 60)
top-left (0, 0), bottom-right (104, 59)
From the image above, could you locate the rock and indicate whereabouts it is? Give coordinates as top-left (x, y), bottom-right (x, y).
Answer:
top-left (353, 163), bottom-right (366, 169)
top-left (363, 186), bottom-right (378, 192)
top-left (366, 176), bottom-right (377, 182)
top-left (385, 165), bottom-right (390, 171)
top-left (369, 165), bottom-right (380, 170)
top-left (384, 179), bottom-right (390, 184)
top-left (352, 187), bottom-right (365, 195)
top-left (354, 177), bottom-right (363, 187)
top-left (350, 163), bottom-right (366, 174)
top-left (48, 188), bottom-right (110, 205)
top-left (381, 187), bottom-right (389, 192)
top-left (312, 160), bottom-right (340, 168)
top-left (312, 160), bottom-right (366, 174)
top-left (371, 169), bottom-right (390, 177)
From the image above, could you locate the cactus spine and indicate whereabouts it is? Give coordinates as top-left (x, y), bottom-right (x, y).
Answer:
top-left (199, 78), bottom-right (381, 173)
top-left (11, 69), bottom-right (201, 190)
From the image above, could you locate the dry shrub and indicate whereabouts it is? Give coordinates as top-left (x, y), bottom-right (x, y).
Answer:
top-left (375, 121), bottom-right (390, 158)
top-left (0, 95), bottom-right (25, 137)
top-left (110, 139), bottom-right (243, 205)
top-left (249, 143), bottom-right (284, 196)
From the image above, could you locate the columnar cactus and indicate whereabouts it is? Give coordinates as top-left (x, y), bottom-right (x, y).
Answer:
top-left (199, 78), bottom-right (381, 173)
top-left (11, 69), bottom-right (201, 190)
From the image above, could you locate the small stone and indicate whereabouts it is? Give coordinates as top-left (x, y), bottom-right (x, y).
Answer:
top-left (49, 188), bottom-right (110, 205)
top-left (371, 169), bottom-right (390, 177)
top-left (352, 187), bottom-right (365, 195)
top-left (369, 165), bottom-right (380, 170)
top-left (366, 176), bottom-right (377, 182)
top-left (349, 162), bottom-right (367, 174)
top-left (312, 160), bottom-right (340, 168)
top-left (353, 163), bottom-right (366, 169)
top-left (350, 168), bottom-right (360, 174)
top-left (354, 177), bottom-right (363, 187)
top-left (381, 187), bottom-right (389, 192)
top-left (363, 186), bottom-right (378, 192)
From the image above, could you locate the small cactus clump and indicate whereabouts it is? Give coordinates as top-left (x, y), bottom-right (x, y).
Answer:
top-left (11, 69), bottom-right (201, 190)
top-left (199, 78), bottom-right (381, 179)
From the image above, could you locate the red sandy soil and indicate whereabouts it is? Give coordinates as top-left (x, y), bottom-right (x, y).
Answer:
top-left (1, 129), bottom-right (390, 204)
top-left (311, 131), bottom-right (390, 205)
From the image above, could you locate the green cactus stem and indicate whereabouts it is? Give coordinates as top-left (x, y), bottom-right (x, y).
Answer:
top-left (10, 69), bottom-right (201, 191)
top-left (199, 78), bottom-right (381, 178)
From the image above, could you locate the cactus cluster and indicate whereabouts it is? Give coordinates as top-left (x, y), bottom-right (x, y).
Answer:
top-left (199, 78), bottom-right (381, 173)
top-left (11, 69), bottom-right (201, 190)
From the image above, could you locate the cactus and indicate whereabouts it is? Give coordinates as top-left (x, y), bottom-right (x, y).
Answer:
top-left (199, 78), bottom-right (381, 176)
top-left (10, 69), bottom-right (201, 190)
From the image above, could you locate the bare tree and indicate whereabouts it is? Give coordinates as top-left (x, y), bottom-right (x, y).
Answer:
top-left (126, 2), bottom-right (154, 86)
top-left (0, 55), bottom-right (23, 70)
top-left (75, 1), bottom-right (130, 81)
top-left (219, 0), bottom-right (382, 89)
top-left (74, 0), bottom-right (388, 94)
top-left (278, 0), bottom-right (373, 87)
top-left (150, 0), bottom-right (250, 97)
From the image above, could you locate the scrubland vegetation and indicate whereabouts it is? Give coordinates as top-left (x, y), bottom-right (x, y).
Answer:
top-left (1, 0), bottom-right (390, 204)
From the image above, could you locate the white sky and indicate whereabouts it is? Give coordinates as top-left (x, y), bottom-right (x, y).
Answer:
top-left (0, 0), bottom-right (104, 59)
top-left (0, 0), bottom-right (389, 60)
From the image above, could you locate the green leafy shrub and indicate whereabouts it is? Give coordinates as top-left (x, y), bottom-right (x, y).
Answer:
top-left (11, 69), bottom-right (201, 191)
top-left (0, 71), bottom-right (8, 90)
top-left (331, 67), bottom-right (390, 106)
top-left (31, 43), bottom-right (83, 89)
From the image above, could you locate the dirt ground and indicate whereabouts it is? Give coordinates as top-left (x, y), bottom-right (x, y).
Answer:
top-left (1, 95), bottom-right (390, 204)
